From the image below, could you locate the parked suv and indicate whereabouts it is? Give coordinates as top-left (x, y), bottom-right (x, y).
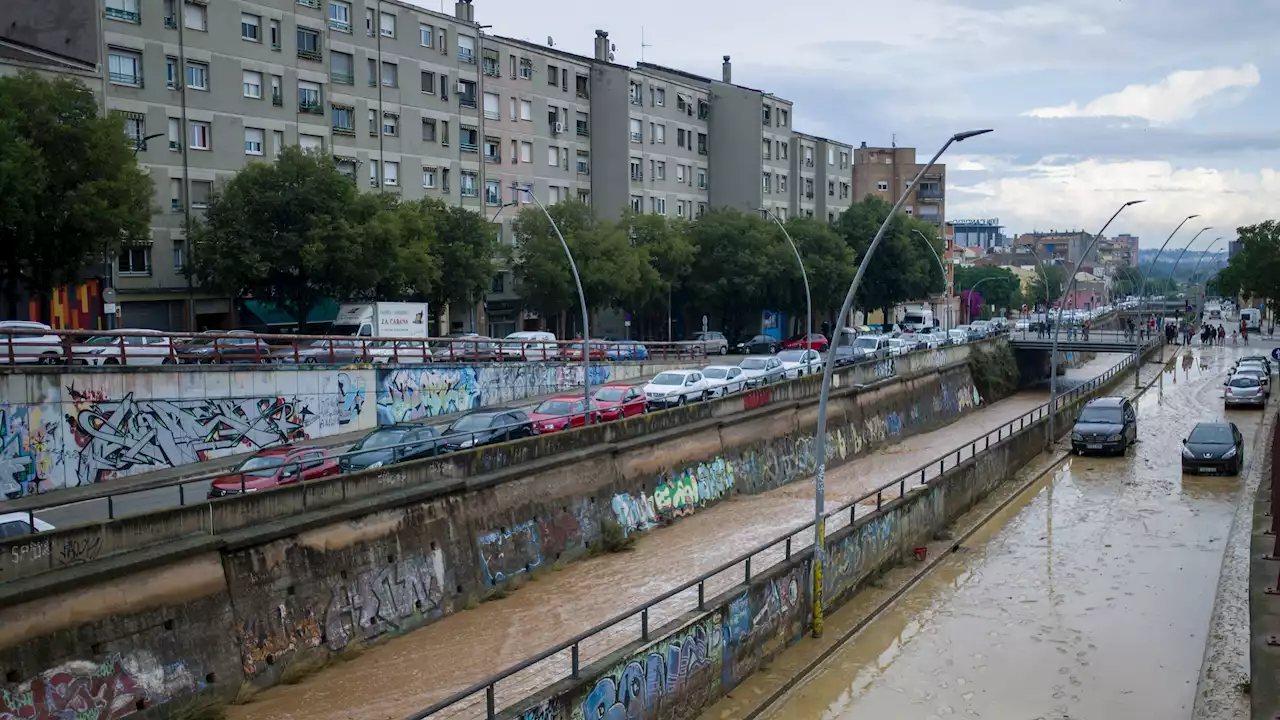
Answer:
top-left (692, 331), bottom-right (729, 356)
top-left (1071, 396), bottom-right (1137, 456)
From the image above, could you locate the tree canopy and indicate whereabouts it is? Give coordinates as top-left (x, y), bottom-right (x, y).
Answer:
top-left (1216, 221), bottom-right (1280, 304)
top-left (953, 266), bottom-right (1020, 313)
top-left (0, 71), bottom-right (152, 318)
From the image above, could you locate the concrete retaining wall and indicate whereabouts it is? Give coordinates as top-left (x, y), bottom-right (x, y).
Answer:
top-left (0, 344), bottom-right (992, 718)
top-left (0, 361), bottom-right (659, 498)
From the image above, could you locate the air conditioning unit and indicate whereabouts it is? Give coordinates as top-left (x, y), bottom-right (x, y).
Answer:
top-left (455, 81), bottom-right (466, 93)
top-left (553, 121), bottom-right (564, 133)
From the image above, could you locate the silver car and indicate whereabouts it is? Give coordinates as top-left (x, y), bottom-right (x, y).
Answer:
top-left (739, 356), bottom-right (786, 387)
top-left (1225, 374), bottom-right (1266, 408)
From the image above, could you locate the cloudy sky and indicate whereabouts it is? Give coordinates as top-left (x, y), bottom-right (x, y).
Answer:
top-left (420, 0), bottom-right (1280, 249)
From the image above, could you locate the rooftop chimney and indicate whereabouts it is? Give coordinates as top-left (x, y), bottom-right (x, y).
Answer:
top-left (454, 0), bottom-right (473, 22)
top-left (594, 30), bottom-right (610, 62)
top-left (722, 55), bottom-right (731, 83)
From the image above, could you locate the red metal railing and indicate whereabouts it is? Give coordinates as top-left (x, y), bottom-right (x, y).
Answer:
top-left (0, 328), bottom-right (707, 367)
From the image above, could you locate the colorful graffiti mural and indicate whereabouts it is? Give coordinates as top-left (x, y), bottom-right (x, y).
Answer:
top-left (580, 615), bottom-right (723, 720)
top-left (0, 651), bottom-right (200, 720)
top-left (375, 364), bottom-right (613, 425)
top-left (721, 565), bottom-right (805, 691)
top-left (477, 520), bottom-right (543, 586)
top-left (0, 408), bottom-right (59, 500)
top-left (319, 548), bottom-right (447, 653)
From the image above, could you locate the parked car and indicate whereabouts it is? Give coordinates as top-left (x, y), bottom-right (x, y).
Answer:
top-left (530, 395), bottom-right (597, 434)
top-left (887, 338), bottom-right (910, 357)
top-left (593, 384), bottom-right (647, 421)
top-left (1181, 421), bottom-right (1244, 475)
top-left (431, 333), bottom-right (500, 362)
top-left (700, 364), bottom-right (748, 396)
top-left (948, 329), bottom-right (968, 345)
top-left (1225, 374), bottom-right (1267, 409)
top-left (1237, 355), bottom-right (1272, 374)
top-left (738, 356), bottom-right (786, 387)
top-left (735, 334), bottom-right (779, 355)
top-left (268, 338), bottom-right (378, 364)
top-left (781, 333), bottom-right (829, 352)
top-left (368, 340), bottom-right (433, 364)
top-left (776, 349), bottom-right (822, 378)
top-left (0, 321), bottom-right (64, 365)
top-left (0, 512), bottom-right (54, 537)
top-left (439, 409), bottom-right (535, 450)
top-left (177, 331), bottom-right (270, 364)
top-left (1070, 396), bottom-right (1137, 456)
top-left (341, 424), bottom-right (445, 472)
top-left (71, 329), bottom-right (177, 366)
top-left (692, 331), bottom-right (729, 356)
top-left (849, 334), bottom-right (891, 360)
top-left (643, 370), bottom-right (711, 408)
top-left (914, 330), bottom-right (945, 349)
top-left (562, 339), bottom-right (610, 361)
top-left (500, 331), bottom-right (559, 361)
top-left (1231, 363), bottom-right (1270, 396)
top-left (208, 446), bottom-right (340, 497)
top-left (603, 340), bottom-right (649, 361)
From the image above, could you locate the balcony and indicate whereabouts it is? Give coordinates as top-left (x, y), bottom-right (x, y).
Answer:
top-left (576, 122), bottom-right (589, 137)
top-left (576, 162), bottom-right (589, 175)
top-left (629, 132), bottom-right (642, 143)
top-left (630, 170), bottom-right (642, 181)
top-left (272, 92), bottom-right (283, 107)
top-left (482, 59), bottom-right (500, 77)
top-left (332, 72), bottom-right (353, 85)
top-left (461, 187), bottom-right (478, 197)
top-left (697, 146), bottom-right (707, 156)
top-left (917, 187), bottom-right (944, 200)
top-left (298, 48), bottom-right (322, 62)
top-left (460, 97), bottom-right (476, 109)
top-left (168, 140), bottom-right (181, 151)
top-left (328, 19), bottom-right (351, 32)
top-left (460, 141), bottom-right (478, 153)
top-left (333, 125), bottom-right (355, 136)
top-left (300, 100), bottom-right (324, 115)
top-left (105, 7), bottom-right (141, 23)
top-left (458, 49), bottom-right (474, 64)
top-left (296, 0), bottom-right (320, 7)
top-left (108, 72), bottom-right (142, 87)
top-left (484, 153), bottom-right (500, 164)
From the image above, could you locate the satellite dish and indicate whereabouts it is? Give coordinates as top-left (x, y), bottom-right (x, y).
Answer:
top-left (608, 52), bottom-right (615, 62)
top-left (547, 36), bottom-right (554, 47)
top-left (611, 43), bottom-right (616, 51)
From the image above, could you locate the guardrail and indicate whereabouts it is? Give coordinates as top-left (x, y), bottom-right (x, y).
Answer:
top-left (0, 328), bottom-right (707, 367)
top-left (409, 352), bottom-right (1141, 719)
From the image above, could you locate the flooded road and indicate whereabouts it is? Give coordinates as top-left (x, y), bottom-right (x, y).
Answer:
top-left (228, 353), bottom-right (1143, 720)
top-left (754, 345), bottom-right (1261, 720)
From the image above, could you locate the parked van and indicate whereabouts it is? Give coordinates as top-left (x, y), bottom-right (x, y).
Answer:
top-left (900, 308), bottom-right (935, 333)
top-left (1241, 307), bottom-right (1262, 331)
top-left (501, 331), bottom-right (559, 360)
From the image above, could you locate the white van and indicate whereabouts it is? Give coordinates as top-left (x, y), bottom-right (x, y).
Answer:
top-left (501, 331), bottom-right (559, 360)
top-left (1241, 308), bottom-right (1262, 331)
top-left (900, 308), bottom-right (935, 333)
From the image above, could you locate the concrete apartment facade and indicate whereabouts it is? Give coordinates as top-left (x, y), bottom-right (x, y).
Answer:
top-left (851, 143), bottom-right (946, 229)
top-left (790, 131), bottom-right (852, 222)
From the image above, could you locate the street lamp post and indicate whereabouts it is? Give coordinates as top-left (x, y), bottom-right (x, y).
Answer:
top-left (522, 189), bottom-right (594, 423)
top-left (911, 229), bottom-right (949, 331)
top-left (1188, 243), bottom-right (1224, 317)
top-left (762, 208), bottom-right (812, 354)
top-left (810, 128), bottom-right (992, 638)
top-left (1133, 215), bottom-right (1198, 389)
top-left (1047, 200), bottom-right (1144, 449)
top-left (1163, 228), bottom-right (1212, 323)
top-left (1020, 243), bottom-right (1052, 312)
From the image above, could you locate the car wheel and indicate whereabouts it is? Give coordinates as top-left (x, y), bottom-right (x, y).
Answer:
top-left (161, 357), bottom-right (175, 365)
top-left (769, 345), bottom-right (778, 354)
top-left (104, 358), bottom-right (120, 365)
top-left (677, 394), bottom-right (687, 406)
top-left (38, 353), bottom-right (60, 366)
top-left (718, 345), bottom-right (728, 355)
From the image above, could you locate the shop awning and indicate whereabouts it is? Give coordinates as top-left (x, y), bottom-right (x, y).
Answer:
top-left (241, 298), bottom-right (340, 328)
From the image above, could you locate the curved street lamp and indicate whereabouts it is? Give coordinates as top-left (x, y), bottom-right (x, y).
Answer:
top-left (761, 208), bottom-right (813, 354)
top-left (1133, 214), bottom-right (1197, 388)
top-left (1047, 200), bottom-right (1144, 449)
top-left (910, 228), bottom-right (950, 331)
top-left (1162, 227), bottom-right (1212, 323)
top-left (810, 127), bottom-right (993, 638)
top-left (1187, 239), bottom-right (1224, 317)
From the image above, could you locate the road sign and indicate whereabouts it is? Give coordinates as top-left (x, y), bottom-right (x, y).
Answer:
top-left (1272, 348), bottom-right (1280, 362)
top-left (102, 287), bottom-right (116, 304)
top-left (1022, 304), bottom-right (1028, 313)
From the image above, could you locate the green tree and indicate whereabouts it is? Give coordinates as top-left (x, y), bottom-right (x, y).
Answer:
top-left (685, 209), bottom-right (794, 336)
top-left (834, 197), bottom-right (942, 323)
top-left (389, 198), bottom-right (500, 317)
top-left (1022, 264), bottom-right (1068, 308)
top-left (1110, 265), bottom-right (1142, 297)
top-left (0, 71), bottom-right (152, 319)
top-left (1216, 221), bottom-right (1280, 306)
top-left (189, 146), bottom-right (393, 328)
top-left (783, 217), bottom-right (856, 329)
top-left (618, 211), bottom-right (695, 339)
top-left (366, 196), bottom-right (442, 303)
top-left (954, 266), bottom-right (1020, 312)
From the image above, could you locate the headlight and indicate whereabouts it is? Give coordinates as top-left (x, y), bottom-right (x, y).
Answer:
top-left (1223, 446), bottom-right (1237, 459)
top-left (1071, 433), bottom-right (1083, 441)
top-left (1107, 434), bottom-right (1121, 442)
top-left (367, 461), bottom-right (384, 469)
top-left (1181, 445), bottom-right (1194, 459)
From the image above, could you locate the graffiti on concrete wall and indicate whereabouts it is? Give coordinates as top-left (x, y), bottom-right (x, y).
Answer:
top-left (0, 651), bottom-right (200, 720)
top-left (375, 364), bottom-right (614, 425)
top-left (579, 615), bottom-right (723, 720)
top-left (611, 457), bottom-right (736, 535)
top-left (721, 565), bottom-right (804, 689)
top-left (478, 520), bottom-right (542, 586)
top-left (0, 407), bottom-right (60, 499)
top-left (320, 548), bottom-right (447, 652)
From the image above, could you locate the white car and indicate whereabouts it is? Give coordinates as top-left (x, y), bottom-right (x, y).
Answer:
top-left (500, 330), bottom-right (559, 360)
top-left (73, 329), bottom-right (177, 365)
top-left (948, 329), bottom-right (968, 345)
top-left (850, 334), bottom-right (891, 360)
top-left (913, 330), bottom-right (944, 349)
top-left (776, 349), bottom-right (822, 378)
top-left (887, 338), bottom-right (910, 357)
top-left (643, 370), bottom-right (711, 408)
top-left (0, 321), bottom-right (64, 365)
top-left (702, 365), bottom-right (748, 396)
top-left (1014, 319), bottom-right (1029, 331)
top-left (0, 512), bottom-right (54, 536)
top-left (738, 356), bottom-right (786, 387)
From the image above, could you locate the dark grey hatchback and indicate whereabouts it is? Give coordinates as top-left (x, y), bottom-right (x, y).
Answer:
top-left (1181, 422), bottom-right (1244, 475)
top-left (1071, 396), bottom-right (1138, 456)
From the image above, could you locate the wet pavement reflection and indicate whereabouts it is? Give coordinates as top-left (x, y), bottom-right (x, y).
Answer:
top-left (757, 345), bottom-right (1262, 720)
top-left (229, 354), bottom-right (1138, 720)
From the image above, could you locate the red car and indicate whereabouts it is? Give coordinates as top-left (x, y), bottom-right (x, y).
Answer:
top-left (781, 333), bottom-right (828, 352)
top-left (530, 395), bottom-right (597, 434)
top-left (207, 446), bottom-right (339, 497)
top-left (593, 384), bottom-right (647, 421)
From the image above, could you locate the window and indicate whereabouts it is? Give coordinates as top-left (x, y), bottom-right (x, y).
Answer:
top-left (190, 180), bottom-right (212, 209)
top-left (654, 87), bottom-right (665, 106)
top-left (483, 92), bottom-right (499, 120)
top-left (270, 74), bottom-right (282, 105)
top-left (440, 121), bottom-right (449, 146)
top-left (422, 167), bottom-right (437, 188)
top-left (697, 133), bottom-right (707, 155)
top-left (828, 147), bottom-right (835, 165)
top-left (269, 19), bottom-right (281, 49)
top-left (331, 51), bottom-right (353, 84)
top-left (652, 197), bottom-right (666, 215)
top-left (762, 172), bottom-right (771, 192)
top-left (630, 195), bottom-right (642, 212)
top-left (365, 7), bottom-right (373, 35)
top-left (188, 120), bottom-right (210, 150)
top-left (419, 24), bottom-right (433, 47)
top-left (779, 108), bottom-right (789, 127)
top-left (457, 79), bottom-right (475, 106)
top-left (381, 61), bottom-right (398, 87)
top-left (483, 137), bottom-right (499, 162)
top-left (118, 247), bottom-right (150, 275)
top-left (368, 109), bottom-right (377, 135)
top-left (518, 57), bottom-right (532, 79)
top-left (653, 124), bottom-right (665, 144)
top-left (298, 81), bottom-right (321, 112)
top-left (107, 48), bottom-right (142, 87)
top-left (297, 27), bottom-right (321, 60)
top-left (656, 161), bottom-right (666, 180)
top-left (762, 105), bottom-right (771, 126)
top-left (437, 28), bottom-right (447, 54)
top-left (779, 174), bottom-right (788, 191)
top-left (422, 118), bottom-right (436, 142)
top-left (420, 70), bottom-right (435, 94)
top-left (877, 180), bottom-right (888, 191)
top-left (576, 111), bottom-right (589, 137)
top-left (169, 178), bottom-right (183, 210)
top-left (547, 64), bottom-right (559, 86)
top-left (458, 35), bottom-right (475, 64)
top-left (121, 112), bottom-right (144, 146)
top-left (675, 165), bottom-right (685, 183)
top-left (183, 0), bottom-right (206, 31)
top-left (162, 56), bottom-right (177, 88)
top-left (332, 104), bottom-right (354, 134)
top-left (383, 113), bottom-right (398, 136)
top-left (367, 58), bottom-right (377, 86)
top-left (778, 142), bottom-right (788, 160)
top-left (460, 171), bottom-right (477, 197)
top-left (460, 126), bottom-right (478, 152)
top-left (629, 118), bottom-right (642, 143)
top-left (379, 11), bottom-right (395, 37)
top-left (241, 12), bottom-right (260, 40)
top-left (242, 70), bottom-right (262, 98)
top-left (384, 161), bottom-right (398, 186)
top-left (328, 1), bottom-right (351, 32)
top-left (244, 128), bottom-right (264, 155)
top-left (828, 180), bottom-right (835, 196)
top-left (185, 61), bottom-right (208, 90)
top-left (629, 81), bottom-right (642, 105)
top-left (576, 151), bottom-right (589, 174)
top-left (697, 169), bottom-right (706, 189)
top-left (547, 146), bottom-right (558, 167)
top-left (167, 117), bottom-right (180, 150)
top-left (368, 159), bottom-right (378, 187)
top-left (629, 158), bottom-right (641, 181)
top-left (519, 99), bottom-right (532, 121)
top-left (173, 239), bottom-right (185, 269)
top-left (106, 0), bottom-right (141, 23)
top-left (519, 141), bottom-right (532, 163)
top-left (485, 180), bottom-right (500, 205)
top-left (762, 139), bottom-right (771, 160)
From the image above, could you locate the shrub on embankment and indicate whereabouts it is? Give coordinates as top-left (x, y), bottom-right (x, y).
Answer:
top-left (968, 342), bottom-right (1020, 401)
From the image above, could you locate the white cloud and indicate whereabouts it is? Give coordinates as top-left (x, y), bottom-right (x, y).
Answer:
top-left (1022, 64), bottom-right (1261, 124)
top-left (947, 157), bottom-right (1280, 244)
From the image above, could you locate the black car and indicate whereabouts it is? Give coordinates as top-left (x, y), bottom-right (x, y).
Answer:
top-left (1181, 422), bottom-right (1244, 475)
top-left (734, 334), bottom-right (779, 355)
top-left (439, 409), bottom-right (534, 451)
top-left (1070, 396), bottom-right (1137, 455)
top-left (340, 424), bottom-right (443, 472)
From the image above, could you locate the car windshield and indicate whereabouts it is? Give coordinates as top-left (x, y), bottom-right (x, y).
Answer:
top-left (853, 337), bottom-right (879, 349)
top-left (1077, 407), bottom-right (1123, 424)
top-left (355, 429), bottom-right (409, 450)
top-left (239, 455), bottom-right (286, 471)
top-left (702, 368), bottom-right (728, 379)
top-left (651, 373), bottom-right (686, 386)
top-left (451, 414), bottom-right (499, 433)
top-left (595, 388), bottom-right (626, 401)
top-left (776, 351), bottom-right (806, 362)
top-left (741, 358), bottom-right (767, 370)
top-left (85, 336), bottom-right (120, 345)
top-left (1189, 424), bottom-right (1233, 444)
top-left (1230, 376), bottom-right (1259, 388)
top-left (536, 400), bottom-right (574, 415)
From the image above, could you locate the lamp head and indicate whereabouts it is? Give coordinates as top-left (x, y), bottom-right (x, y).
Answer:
top-left (953, 128), bottom-right (994, 142)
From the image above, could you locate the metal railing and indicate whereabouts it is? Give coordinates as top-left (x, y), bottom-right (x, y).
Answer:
top-left (0, 328), bottom-right (707, 368)
top-left (408, 352), bottom-right (1140, 719)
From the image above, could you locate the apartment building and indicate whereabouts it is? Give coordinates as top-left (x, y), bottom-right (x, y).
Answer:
top-left (851, 143), bottom-right (946, 228)
top-left (790, 131), bottom-right (852, 223)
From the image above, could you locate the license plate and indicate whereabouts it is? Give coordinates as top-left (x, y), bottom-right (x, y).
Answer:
top-left (1086, 443), bottom-right (1103, 450)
